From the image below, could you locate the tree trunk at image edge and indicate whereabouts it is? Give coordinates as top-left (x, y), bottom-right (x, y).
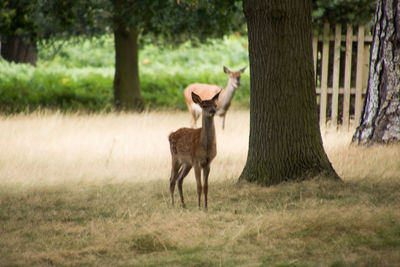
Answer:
top-left (352, 0), bottom-right (400, 144)
top-left (239, 0), bottom-right (340, 186)
top-left (113, 27), bottom-right (144, 111)
top-left (1, 36), bottom-right (37, 66)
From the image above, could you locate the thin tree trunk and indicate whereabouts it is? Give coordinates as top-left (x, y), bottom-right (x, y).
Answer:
top-left (239, 0), bottom-right (339, 185)
top-left (352, 0), bottom-right (400, 144)
top-left (113, 27), bottom-right (144, 111)
top-left (1, 36), bottom-right (37, 66)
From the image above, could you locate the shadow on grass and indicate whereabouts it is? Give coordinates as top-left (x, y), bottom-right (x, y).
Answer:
top-left (0, 177), bottom-right (399, 266)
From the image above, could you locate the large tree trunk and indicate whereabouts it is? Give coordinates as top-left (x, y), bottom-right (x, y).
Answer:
top-left (239, 0), bottom-right (339, 186)
top-left (1, 36), bottom-right (37, 66)
top-left (352, 0), bottom-right (400, 144)
top-left (113, 27), bottom-right (144, 111)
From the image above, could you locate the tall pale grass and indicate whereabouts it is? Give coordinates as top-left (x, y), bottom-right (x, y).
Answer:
top-left (0, 110), bottom-right (249, 188)
top-left (1, 110), bottom-right (399, 188)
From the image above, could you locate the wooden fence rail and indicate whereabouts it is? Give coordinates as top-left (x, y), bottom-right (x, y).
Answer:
top-left (313, 24), bottom-right (372, 130)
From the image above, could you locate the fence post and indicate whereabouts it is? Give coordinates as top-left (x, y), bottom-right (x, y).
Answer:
top-left (320, 23), bottom-right (330, 129)
top-left (331, 24), bottom-right (341, 129)
top-left (355, 25), bottom-right (365, 126)
top-left (343, 25), bottom-right (353, 131)
top-left (312, 36), bottom-right (318, 81)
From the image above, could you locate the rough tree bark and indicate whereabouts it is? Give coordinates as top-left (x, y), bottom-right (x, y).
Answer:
top-left (113, 26), bottom-right (144, 112)
top-left (239, 0), bottom-right (340, 185)
top-left (352, 0), bottom-right (400, 144)
top-left (1, 36), bottom-right (37, 66)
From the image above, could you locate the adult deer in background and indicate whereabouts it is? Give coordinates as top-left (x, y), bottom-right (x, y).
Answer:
top-left (184, 66), bottom-right (246, 129)
top-left (168, 91), bottom-right (220, 209)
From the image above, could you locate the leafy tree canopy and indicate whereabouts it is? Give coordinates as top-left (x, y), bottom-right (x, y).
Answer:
top-left (0, 0), bottom-right (39, 40)
top-left (312, 0), bottom-right (376, 26)
top-left (1, 0), bottom-right (376, 45)
top-left (0, 0), bottom-right (244, 45)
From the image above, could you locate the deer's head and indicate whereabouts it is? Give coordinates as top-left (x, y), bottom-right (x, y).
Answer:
top-left (192, 92), bottom-right (220, 117)
top-left (223, 66), bottom-right (246, 88)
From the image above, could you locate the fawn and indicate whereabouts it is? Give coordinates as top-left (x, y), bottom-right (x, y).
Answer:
top-left (183, 66), bottom-right (245, 129)
top-left (168, 91), bottom-right (220, 209)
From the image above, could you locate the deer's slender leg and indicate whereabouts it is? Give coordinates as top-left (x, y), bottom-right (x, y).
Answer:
top-left (191, 111), bottom-right (197, 128)
top-left (203, 166), bottom-right (210, 209)
top-left (190, 117), bottom-right (197, 128)
top-left (221, 115), bottom-right (226, 130)
top-left (190, 104), bottom-right (201, 128)
top-left (169, 159), bottom-right (180, 207)
top-left (177, 164), bottom-right (192, 208)
top-left (189, 109), bottom-right (197, 128)
top-left (194, 164), bottom-right (202, 208)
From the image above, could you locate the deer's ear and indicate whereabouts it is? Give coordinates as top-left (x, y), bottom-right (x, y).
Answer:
top-left (223, 66), bottom-right (230, 74)
top-left (212, 91), bottom-right (221, 102)
top-left (239, 66), bottom-right (246, 73)
top-left (192, 92), bottom-right (202, 104)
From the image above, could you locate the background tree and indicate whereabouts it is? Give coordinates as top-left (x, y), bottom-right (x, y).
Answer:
top-left (352, 0), bottom-right (400, 144)
top-left (0, 0), bottom-right (39, 65)
top-left (0, 0), bottom-right (104, 65)
top-left (1, 0), bottom-right (243, 111)
top-left (108, 0), bottom-right (244, 111)
top-left (239, 0), bottom-right (340, 185)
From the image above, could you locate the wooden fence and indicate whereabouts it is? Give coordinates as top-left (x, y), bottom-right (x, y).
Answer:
top-left (313, 24), bottom-right (372, 130)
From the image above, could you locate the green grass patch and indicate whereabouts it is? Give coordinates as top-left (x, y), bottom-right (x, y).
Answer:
top-left (0, 35), bottom-right (249, 113)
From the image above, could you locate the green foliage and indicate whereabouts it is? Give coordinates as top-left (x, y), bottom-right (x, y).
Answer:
top-left (0, 0), bottom-right (105, 44)
top-left (0, 0), bottom-right (376, 47)
top-left (0, 35), bottom-right (249, 113)
top-left (312, 0), bottom-right (376, 26)
top-left (0, 0), bottom-right (38, 40)
top-left (132, 0), bottom-right (245, 45)
top-left (0, 0), bottom-right (244, 45)
top-left (38, 36), bottom-right (115, 68)
top-left (35, 0), bottom-right (110, 39)
top-left (139, 35), bottom-right (249, 110)
top-left (0, 58), bottom-right (113, 113)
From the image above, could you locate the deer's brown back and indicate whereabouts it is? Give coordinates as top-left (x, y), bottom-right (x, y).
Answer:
top-left (169, 128), bottom-right (201, 155)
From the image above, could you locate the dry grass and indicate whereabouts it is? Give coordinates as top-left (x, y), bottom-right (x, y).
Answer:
top-left (0, 110), bottom-right (248, 187)
top-left (1, 110), bottom-right (399, 266)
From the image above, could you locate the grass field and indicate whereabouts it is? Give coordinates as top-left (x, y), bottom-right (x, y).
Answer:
top-left (1, 111), bottom-right (400, 266)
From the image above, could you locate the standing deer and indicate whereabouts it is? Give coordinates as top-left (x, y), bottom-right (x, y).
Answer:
top-left (183, 66), bottom-right (246, 130)
top-left (168, 91), bottom-right (220, 209)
